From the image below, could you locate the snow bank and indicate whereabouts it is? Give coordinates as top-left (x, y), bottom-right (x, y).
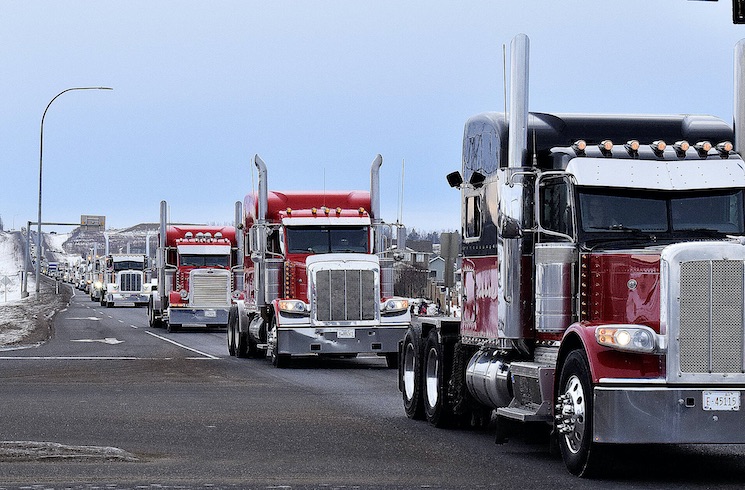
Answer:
top-left (0, 231), bottom-right (69, 348)
top-left (0, 232), bottom-right (27, 303)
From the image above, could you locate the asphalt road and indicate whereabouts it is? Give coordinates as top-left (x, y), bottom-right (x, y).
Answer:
top-left (2, 287), bottom-right (745, 489)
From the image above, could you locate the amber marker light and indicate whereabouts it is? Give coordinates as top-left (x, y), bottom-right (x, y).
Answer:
top-left (650, 140), bottom-right (666, 157)
top-left (673, 140), bottom-right (690, 158)
top-left (695, 141), bottom-right (713, 157)
top-left (717, 141), bottom-right (734, 157)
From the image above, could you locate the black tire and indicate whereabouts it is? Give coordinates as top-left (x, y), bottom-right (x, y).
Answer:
top-left (556, 349), bottom-right (603, 477)
top-left (227, 306), bottom-right (237, 356)
top-left (422, 329), bottom-right (454, 427)
top-left (166, 321), bottom-right (180, 333)
top-left (148, 300), bottom-right (163, 328)
top-left (147, 302), bottom-right (155, 327)
top-left (236, 330), bottom-right (249, 358)
top-left (269, 318), bottom-right (290, 368)
top-left (401, 325), bottom-right (425, 420)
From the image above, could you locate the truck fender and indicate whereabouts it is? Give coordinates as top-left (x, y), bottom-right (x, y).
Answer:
top-left (557, 323), bottom-right (603, 387)
top-left (269, 301), bottom-right (282, 326)
top-left (236, 301), bottom-right (250, 333)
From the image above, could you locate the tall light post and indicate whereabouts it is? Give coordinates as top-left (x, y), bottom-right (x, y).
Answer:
top-left (36, 86), bottom-right (113, 294)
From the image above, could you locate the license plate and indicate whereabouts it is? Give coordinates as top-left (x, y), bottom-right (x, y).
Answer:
top-left (336, 329), bottom-right (355, 339)
top-left (703, 391), bottom-right (740, 411)
top-left (204, 310), bottom-right (217, 318)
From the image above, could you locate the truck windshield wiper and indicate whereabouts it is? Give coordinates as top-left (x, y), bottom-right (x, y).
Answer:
top-left (586, 225), bottom-right (648, 233)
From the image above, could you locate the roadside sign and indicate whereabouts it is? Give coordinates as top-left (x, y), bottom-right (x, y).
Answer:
top-left (81, 215), bottom-right (106, 231)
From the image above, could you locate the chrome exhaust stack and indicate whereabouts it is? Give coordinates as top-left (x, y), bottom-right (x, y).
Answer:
top-left (234, 200), bottom-right (244, 268)
top-left (370, 154), bottom-right (383, 254)
top-left (734, 40), bottom-right (745, 157)
top-left (158, 200), bottom-right (168, 300)
top-left (253, 154), bottom-right (268, 308)
top-left (507, 33), bottom-right (529, 169)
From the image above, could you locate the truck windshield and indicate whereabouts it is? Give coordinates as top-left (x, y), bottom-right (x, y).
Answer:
top-left (579, 188), bottom-right (745, 235)
top-left (286, 226), bottom-right (368, 254)
top-left (113, 261), bottom-right (144, 271)
top-left (180, 255), bottom-right (230, 267)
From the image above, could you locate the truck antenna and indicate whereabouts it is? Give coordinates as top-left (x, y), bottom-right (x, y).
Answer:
top-left (398, 158), bottom-right (405, 224)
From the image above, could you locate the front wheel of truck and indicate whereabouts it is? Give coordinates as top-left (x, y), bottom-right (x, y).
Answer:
top-left (269, 318), bottom-right (290, 368)
top-left (556, 349), bottom-right (605, 477)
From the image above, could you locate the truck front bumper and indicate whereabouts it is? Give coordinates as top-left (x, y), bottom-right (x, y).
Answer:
top-left (594, 385), bottom-right (745, 444)
top-left (109, 293), bottom-right (149, 306)
top-left (168, 307), bottom-right (229, 326)
top-left (276, 325), bottom-right (408, 356)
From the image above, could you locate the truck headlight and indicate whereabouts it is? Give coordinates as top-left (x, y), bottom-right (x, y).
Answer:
top-left (278, 299), bottom-right (309, 315)
top-left (382, 298), bottom-right (409, 313)
top-left (94, 281), bottom-right (103, 290)
top-left (179, 289), bottom-right (188, 300)
top-left (595, 325), bottom-right (663, 354)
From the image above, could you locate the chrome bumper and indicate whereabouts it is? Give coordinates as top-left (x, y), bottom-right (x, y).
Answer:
top-left (168, 307), bottom-right (229, 326)
top-left (594, 386), bottom-right (745, 444)
top-left (276, 326), bottom-right (408, 356)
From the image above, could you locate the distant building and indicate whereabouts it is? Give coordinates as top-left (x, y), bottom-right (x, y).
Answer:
top-left (429, 255), bottom-right (446, 284)
top-left (403, 240), bottom-right (433, 268)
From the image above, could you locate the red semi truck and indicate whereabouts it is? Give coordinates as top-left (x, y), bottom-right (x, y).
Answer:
top-left (148, 201), bottom-right (239, 332)
top-left (227, 154), bottom-right (410, 367)
top-left (399, 34), bottom-right (745, 476)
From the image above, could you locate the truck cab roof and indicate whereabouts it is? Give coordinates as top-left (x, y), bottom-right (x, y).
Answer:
top-left (463, 112), bottom-right (735, 175)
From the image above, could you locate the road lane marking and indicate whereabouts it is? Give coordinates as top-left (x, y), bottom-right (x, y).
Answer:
top-left (144, 331), bottom-right (219, 359)
top-left (71, 338), bottom-right (124, 345)
top-left (65, 317), bottom-right (102, 321)
top-left (0, 357), bottom-right (171, 360)
top-left (130, 325), bottom-right (138, 329)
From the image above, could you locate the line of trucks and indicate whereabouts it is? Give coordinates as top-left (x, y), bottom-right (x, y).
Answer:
top-left (43, 33), bottom-right (745, 478)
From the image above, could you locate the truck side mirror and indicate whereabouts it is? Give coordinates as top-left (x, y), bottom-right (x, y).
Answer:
top-left (446, 171), bottom-right (463, 188)
top-left (469, 171), bottom-right (486, 189)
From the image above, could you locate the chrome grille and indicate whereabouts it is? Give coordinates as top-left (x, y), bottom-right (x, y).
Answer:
top-left (118, 272), bottom-right (143, 292)
top-left (679, 260), bottom-right (744, 373)
top-left (190, 270), bottom-right (231, 307)
top-left (315, 269), bottom-right (376, 321)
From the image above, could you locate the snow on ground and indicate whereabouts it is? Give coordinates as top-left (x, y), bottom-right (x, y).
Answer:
top-left (0, 231), bottom-right (70, 348)
top-left (0, 231), bottom-right (27, 303)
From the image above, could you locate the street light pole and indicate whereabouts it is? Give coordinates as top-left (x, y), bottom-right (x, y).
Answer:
top-left (36, 86), bottom-right (112, 295)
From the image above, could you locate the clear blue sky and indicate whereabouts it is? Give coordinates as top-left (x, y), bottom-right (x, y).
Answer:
top-left (1, 1), bottom-right (744, 233)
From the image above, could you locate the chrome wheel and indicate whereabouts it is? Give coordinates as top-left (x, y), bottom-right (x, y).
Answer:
top-left (425, 345), bottom-right (440, 410)
top-left (403, 342), bottom-right (417, 400)
top-left (557, 374), bottom-right (586, 454)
